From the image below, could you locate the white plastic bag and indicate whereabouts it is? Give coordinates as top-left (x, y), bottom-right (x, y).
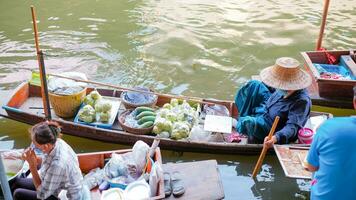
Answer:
top-left (132, 141), bottom-right (149, 173)
top-left (82, 167), bottom-right (105, 190)
top-left (48, 72), bottom-right (87, 95)
top-left (188, 125), bottom-right (211, 142)
top-left (104, 153), bottom-right (128, 179)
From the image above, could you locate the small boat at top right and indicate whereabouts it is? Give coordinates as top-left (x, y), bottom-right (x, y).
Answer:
top-left (301, 49), bottom-right (356, 109)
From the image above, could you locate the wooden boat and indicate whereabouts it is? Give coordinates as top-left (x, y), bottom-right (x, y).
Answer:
top-left (1, 82), bottom-right (332, 155)
top-left (78, 147), bottom-right (164, 199)
top-left (301, 49), bottom-right (356, 109)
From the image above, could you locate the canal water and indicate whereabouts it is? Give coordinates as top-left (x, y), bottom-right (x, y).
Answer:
top-left (0, 0), bottom-right (355, 199)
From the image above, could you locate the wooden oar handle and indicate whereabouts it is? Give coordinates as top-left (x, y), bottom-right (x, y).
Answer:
top-left (252, 116), bottom-right (280, 178)
top-left (31, 6), bottom-right (40, 54)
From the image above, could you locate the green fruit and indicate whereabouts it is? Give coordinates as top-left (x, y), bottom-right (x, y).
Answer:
top-left (99, 111), bottom-right (111, 122)
top-left (90, 90), bottom-right (102, 100)
top-left (135, 111), bottom-right (156, 120)
top-left (139, 121), bottom-right (154, 128)
top-left (136, 106), bottom-right (155, 114)
top-left (137, 116), bottom-right (156, 125)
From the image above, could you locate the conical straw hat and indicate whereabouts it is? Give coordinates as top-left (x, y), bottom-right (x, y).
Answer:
top-left (259, 57), bottom-right (312, 90)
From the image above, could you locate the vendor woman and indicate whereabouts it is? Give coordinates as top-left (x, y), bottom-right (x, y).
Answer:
top-left (12, 121), bottom-right (84, 200)
top-left (233, 57), bottom-right (312, 147)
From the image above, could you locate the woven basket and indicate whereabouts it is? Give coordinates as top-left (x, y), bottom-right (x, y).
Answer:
top-left (49, 88), bottom-right (87, 118)
top-left (120, 91), bottom-right (158, 109)
top-left (118, 109), bottom-right (153, 135)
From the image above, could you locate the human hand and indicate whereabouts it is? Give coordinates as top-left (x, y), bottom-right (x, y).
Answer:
top-left (22, 148), bottom-right (37, 168)
top-left (263, 136), bottom-right (277, 149)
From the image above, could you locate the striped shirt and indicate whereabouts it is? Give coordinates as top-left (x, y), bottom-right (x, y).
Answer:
top-left (37, 139), bottom-right (83, 200)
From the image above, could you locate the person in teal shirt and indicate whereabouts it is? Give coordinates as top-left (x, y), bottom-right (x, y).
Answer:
top-left (306, 87), bottom-right (356, 200)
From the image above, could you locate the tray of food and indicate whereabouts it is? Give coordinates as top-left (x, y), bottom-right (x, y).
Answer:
top-left (74, 90), bottom-right (121, 129)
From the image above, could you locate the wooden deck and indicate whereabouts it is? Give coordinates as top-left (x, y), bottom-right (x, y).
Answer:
top-left (163, 160), bottom-right (224, 200)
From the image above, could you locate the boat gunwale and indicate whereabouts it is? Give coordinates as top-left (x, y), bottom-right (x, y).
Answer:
top-left (2, 82), bottom-right (332, 154)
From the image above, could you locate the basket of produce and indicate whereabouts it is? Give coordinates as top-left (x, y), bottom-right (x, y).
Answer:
top-left (49, 88), bottom-right (86, 118)
top-left (118, 107), bottom-right (157, 135)
top-left (74, 90), bottom-right (121, 129)
top-left (47, 72), bottom-right (88, 118)
top-left (120, 87), bottom-right (158, 109)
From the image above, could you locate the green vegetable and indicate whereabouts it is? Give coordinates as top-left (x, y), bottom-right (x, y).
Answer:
top-left (136, 106), bottom-right (155, 114)
top-left (166, 112), bottom-right (177, 122)
top-left (170, 98), bottom-right (179, 107)
top-left (153, 126), bottom-right (162, 135)
top-left (78, 105), bottom-right (95, 123)
top-left (83, 95), bottom-right (95, 107)
top-left (171, 121), bottom-right (190, 140)
top-left (139, 121), bottom-right (154, 128)
top-left (135, 111), bottom-right (156, 120)
top-left (99, 111), bottom-right (111, 122)
top-left (157, 131), bottom-right (170, 138)
top-left (154, 117), bottom-right (173, 133)
top-left (138, 116), bottom-right (156, 125)
top-left (162, 103), bottom-right (172, 110)
top-left (90, 90), bottom-right (102, 100)
top-left (95, 100), bottom-right (112, 112)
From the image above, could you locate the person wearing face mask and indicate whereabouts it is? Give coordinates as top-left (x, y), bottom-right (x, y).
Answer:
top-left (11, 121), bottom-right (84, 200)
top-left (233, 57), bottom-right (312, 147)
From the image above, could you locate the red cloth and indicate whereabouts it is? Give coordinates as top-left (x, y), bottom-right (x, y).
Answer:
top-left (318, 47), bottom-right (337, 64)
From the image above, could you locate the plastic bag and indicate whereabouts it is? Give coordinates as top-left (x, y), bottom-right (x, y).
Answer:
top-left (203, 104), bottom-right (230, 116)
top-left (82, 167), bottom-right (105, 190)
top-left (188, 125), bottom-right (211, 142)
top-left (123, 87), bottom-right (157, 105)
top-left (48, 72), bottom-right (87, 95)
top-left (132, 140), bottom-right (149, 173)
top-left (104, 153), bottom-right (129, 179)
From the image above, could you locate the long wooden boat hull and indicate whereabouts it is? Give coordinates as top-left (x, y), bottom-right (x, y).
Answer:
top-left (1, 82), bottom-right (332, 155)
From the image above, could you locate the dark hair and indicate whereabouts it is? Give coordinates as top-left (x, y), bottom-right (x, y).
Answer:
top-left (29, 121), bottom-right (61, 145)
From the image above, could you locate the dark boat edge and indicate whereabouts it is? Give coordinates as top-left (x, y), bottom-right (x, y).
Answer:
top-left (1, 82), bottom-right (327, 155)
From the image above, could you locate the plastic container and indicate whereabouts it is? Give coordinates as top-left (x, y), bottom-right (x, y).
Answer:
top-left (123, 179), bottom-right (151, 200)
top-left (101, 188), bottom-right (124, 200)
top-left (49, 87), bottom-right (87, 118)
top-left (74, 96), bottom-right (121, 129)
top-left (298, 128), bottom-right (314, 144)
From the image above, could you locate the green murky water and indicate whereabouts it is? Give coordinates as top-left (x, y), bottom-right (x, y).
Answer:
top-left (0, 0), bottom-right (355, 199)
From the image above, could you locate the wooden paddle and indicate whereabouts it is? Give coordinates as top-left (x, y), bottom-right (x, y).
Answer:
top-left (252, 116), bottom-right (280, 178)
top-left (316, 0), bottom-right (330, 50)
top-left (31, 6), bottom-right (52, 120)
